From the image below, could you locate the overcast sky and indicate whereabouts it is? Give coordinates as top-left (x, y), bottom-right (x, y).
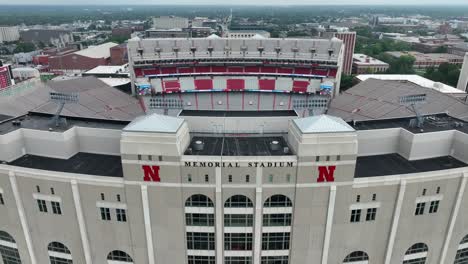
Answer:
top-left (0, 0), bottom-right (468, 5)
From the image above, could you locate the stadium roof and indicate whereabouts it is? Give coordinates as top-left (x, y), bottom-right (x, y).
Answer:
top-left (293, 115), bottom-right (354, 134)
top-left (124, 114), bottom-right (184, 133)
top-left (356, 74), bottom-right (464, 94)
top-left (74, 42), bottom-right (119, 59)
top-left (85, 64), bottom-right (129, 75)
top-left (328, 78), bottom-right (468, 122)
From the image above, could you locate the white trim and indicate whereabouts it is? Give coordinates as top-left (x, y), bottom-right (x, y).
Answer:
top-left (107, 261), bottom-right (134, 264)
top-left (344, 261), bottom-right (368, 264)
top-left (403, 252), bottom-right (427, 261)
top-left (32, 193), bottom-right (62, 203)
top-left (9, 172), bottom-right (37, 264)
top-left (439, 174), bottom-right (467, 263)
top-left (186, 250), bottom-right (216, 256)
top-left (254, 166), bottom-right (263, 264)
top-left (0, 187), bottom-right (3, 193)
top-left (321, 185), bottom-right (336, 264)
top-left (141, 185), bottom-right (155, 264)
top-left (384, 180), bottom-right (406, 264)
top-left (215, 167), bottom-right (223, 264)
top-left (458, 242), bottom-right (468, 250)
top-left (184, 207), bottom-right (215, 214)
top-left (48, 251), bottom-right (73, 260)
top-left (415, 194), bottom-right (444, 204)
top-left (224, 251), bottom-right (253, 257)
top-left (0, 240), bottom-right (17, 249)
top-left (261, 226), bottom-right (291, 233)
top-left (186, 226), bottom-right (215, 233)
top-left (261, 250), bottom-right (289, 257)
top-left (96, 201), bottom-right (127, 210)
top-left (349, 202), bottom-right (381, 210)
top-left (71, 180), bottom-right (92, 264)
top-left (224, 226), bottom-right (253, 233)
top-left (262, 207), bottom-right (293, 214)
top-left (224, 208), bottom-right (254, 214)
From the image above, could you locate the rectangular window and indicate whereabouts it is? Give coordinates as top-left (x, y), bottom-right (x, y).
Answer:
top-left (116, 209), bottom-right (127, 222)
top-left (225, 257), bottom-right (252, 264)
top-left (224, 214), bottom-right (253, 227)
top-left (261, 256), bottom-right (288, 264)
top-left (188, 255), bottom-right (215, 264)
top-left (37, 199), bottom-right (47, 213)
top-left (51, 201), bottom-right (62, 215)
top-left (315, 156), bottom-right (320, 162)
top-left (205, 175), bottom-right (209, 182)
top-left (263, 214), bottom-right (292, 226)
top-left (337, 155), bottom-right (341, 161)
top-left (100, 207), bottom-right (111, 220)
top-left (262, 232), bottom-right (290, 250)
top-left (100, 193), bottom-right (105, 201)
top-left (186, 213), bottom-right (214, 226)
top-left (228, 175), bottom-right (233, 183)
top-left (415, 202), bottom-right (425, 215)
top-left (429, 200), bottom-right (440, 214)
top-left (188, 175), bottom-right (192, 182)
top-left (366, 208), bottom-right (377, 221)
top-left (356, 195), bottom-right (361, 202)
top-left (117, 194), bottom-right (121, 202)
top-left (0, 193), bottom-right (4, 205)
top-left (187, 232), bottom-right (215, 250)
top-left (224, 233), bottom-right (253, 251)
top-left (372, 193), bottom-right (377, 201)
top-left (50, 188), bottom-right (55, 195)
top-left (350, 209), bottom-right (361, 222)
top-left (246, 175), bottom-right (250, 183)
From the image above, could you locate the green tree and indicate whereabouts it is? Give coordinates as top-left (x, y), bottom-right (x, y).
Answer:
top-left (387, 55), bottom-right (416, 74)
top-left (13, 42), bottom-right (36, 53)
top-left (340, 74), bottom-right (356, 91)
top-left (424, 63), bottom-right (461, 87)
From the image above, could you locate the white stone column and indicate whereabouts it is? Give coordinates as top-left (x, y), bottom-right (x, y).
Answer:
top-left (71, 180), bottom-right (92, 264)
top-left (384, 180), bottom-right (407, 264)
top-left (321, 185), bottom-right (336, 264)
top-left (254, 167), bottom-right (263, 264)
top-left (141, 185), bottom-right (156, 264)
top-left (215, 167), bottom-right (224, 264)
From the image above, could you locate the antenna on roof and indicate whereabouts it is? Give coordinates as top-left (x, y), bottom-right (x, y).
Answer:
top-left (148, 97), bottom-right (183, 115)
top-left (49, 92), bottom-right (79, 127)
top-left (292, 96), bottom-right (329, 117)
top-left (399, 93), bottom-right (426, 128)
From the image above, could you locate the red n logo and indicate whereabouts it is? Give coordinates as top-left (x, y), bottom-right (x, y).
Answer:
top-left (142, 165), bottom-right (161, 182)
top-left (317, 166), bottom-right (336, 182)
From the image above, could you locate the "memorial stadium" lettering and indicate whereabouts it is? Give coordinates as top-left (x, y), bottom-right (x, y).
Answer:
top-left (184, 161), bottom-right (294, 168)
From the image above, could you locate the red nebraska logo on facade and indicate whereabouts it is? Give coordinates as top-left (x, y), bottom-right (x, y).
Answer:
top-left (142, 165), bottom-right (161, 182)
top-left (317, 166), bottom-right (336, 182)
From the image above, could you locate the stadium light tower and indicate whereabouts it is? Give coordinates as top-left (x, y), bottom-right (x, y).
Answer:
top-left (148, 97), bottom-right (184, 115)
top-left (49, 92), bottom-right (79, 127)
top-left (399, 93), bottom-right (427, 128)
top-left (292, 96), bottom-right (330, 116)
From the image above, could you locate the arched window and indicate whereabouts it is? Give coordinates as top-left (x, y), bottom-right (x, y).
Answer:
top-left (454, 235), bottom-right (468, 264)
top-left (185, 194), bottom-right (214, 207)
top-left (107, 250), bottom-right (133, 263)
top-left (403, 243), bottom-right (428, 264)
top-left (48, 242), bottom-right (72, 264)
top-left (224, 195), bottom-right (253, 208)
top-left (264, 195), bottom-right (292, 207)
top-left (0, 231), bottom-right (22, 264)
top-left (343, 251), bottom-right (369, 263)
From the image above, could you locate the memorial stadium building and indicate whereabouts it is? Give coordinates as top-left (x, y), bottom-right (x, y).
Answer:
top-left (0, 36), bottom-right (468, 264)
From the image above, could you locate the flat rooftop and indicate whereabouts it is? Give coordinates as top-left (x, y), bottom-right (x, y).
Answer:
top-left (180, 110), bottom-right (298, 117)
top-left (8, 153), bottom-right (123, 177)
top-left (0, 113), bottom-right (128, 135)
top-left (185, 135), bottom-right (292, 156)
top-left (350, 114), bottom-right (468, 134)
top-left (355, 154), bottom-right (467, 178)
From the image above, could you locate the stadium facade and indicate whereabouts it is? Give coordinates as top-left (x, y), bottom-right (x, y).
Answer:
top-left (0, 36), bottom-right (468, 264)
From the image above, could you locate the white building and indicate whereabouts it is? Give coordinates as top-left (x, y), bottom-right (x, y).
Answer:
top-left (152, 16), bottom-right (189, 30)
top-left (0, 26), bottom-right (20, 43)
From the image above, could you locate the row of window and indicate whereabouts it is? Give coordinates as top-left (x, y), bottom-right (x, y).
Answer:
top-left (185, 194), bottom-right (292, 208)
top-left (350, 208), bottom-right (377, 223)
top-left (37, 200), bottom-right (62, 215)
top-left (415, 201), bottom-right (440, 216)
top-left (99, 207), bottom-right (127, 222)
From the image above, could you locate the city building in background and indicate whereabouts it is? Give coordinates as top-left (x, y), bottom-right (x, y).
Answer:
top-left (20, 29), bottom-right (73, 48)
top-left (352, 53), bottom-right (389, 74)
top-left (0, 26), bottom-right (20, 43)
top-left (153, 16), bottom-right (189, 30)
top-left (385, 51), bottom-right (464, 69)
top-left (334, 31), bottom-right (356, 75)
top-left (226, 30), bottom-right (271, 38)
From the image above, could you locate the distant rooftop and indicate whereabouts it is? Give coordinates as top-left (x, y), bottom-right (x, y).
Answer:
top-left (124, 114), bottom-right (184, 133)
top-left (8, 152), bottom-right (123, 177)
top-left (353, 54), bottom-right (389, 66)
top-left (85, 64), bottom-right (129, 75)
top-left (355, 154), bottom-right (466, 178)
top-left (74, 42), bottom-right (119, 59)
top-left (293, 115), bottom-right (355, 134)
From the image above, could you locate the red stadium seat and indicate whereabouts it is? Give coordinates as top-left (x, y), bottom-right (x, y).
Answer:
top-left (312, 69), bottom-right (328, 76)
top-left (194, 79), bottom-right (213, 90)
top-left (228, 67), bottom-right (244, 73)
top-left (134, 68), bottom-right (143, 77)
top-left (328, 69), bottom-right (338, 77)
top-left (259, 79), bottom-right (275, 90)
top-left (245, 66), bottom-right (260, 73)
top-left (278, 68), bottom-right (293, 74)
top-left (261, 67), bottom-right (277, 73)
top-left (178, 67), bottom-right (193, 74)
top-left (195, 66), bottom-right (211, 73)
top-left (294, 68), bottom-right (311, 74)
top-left (160, 67), bottom-right (177, 74)
top-left (143, 68), bottom-right (159, 75)
top-left (212, 66), bottom-right (227, 73)
top-left (163, 81), bottom-right (181, 92)
top-left (227, 79), bottom-right (245, 90)
top-left (292, 80), bottom-right (309, 92)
